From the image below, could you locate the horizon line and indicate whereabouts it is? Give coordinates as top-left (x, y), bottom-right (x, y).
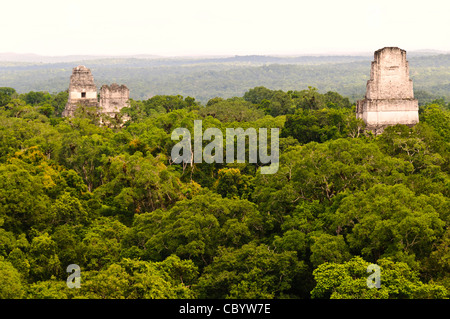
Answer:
top-left (2, 48), bottom-right (450, 59)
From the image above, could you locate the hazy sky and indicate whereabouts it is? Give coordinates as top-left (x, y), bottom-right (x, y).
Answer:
top-left (2, 0), bottom-right (449, 56)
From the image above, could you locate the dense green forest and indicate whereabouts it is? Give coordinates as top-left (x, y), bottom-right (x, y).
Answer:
top-left (1, 53), bottom-right (449, 104)
top-left (0, 85), bottom-right (449, 299)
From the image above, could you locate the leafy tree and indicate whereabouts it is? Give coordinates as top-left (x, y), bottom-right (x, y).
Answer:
top-left (26, 278), bottom-right (72, 299)
top-left (49, 192), bottom-right (88, 226)
top-left (333, 184), bottom-right (447, 264)
top-left (0, 92), bottom-right (11, 107)
top-left (126, 191), bottom-right (263, 264)
top-left (323, 91), bottom-right (352, 109)
top-left (0, 227), bottom-right (16, 258)
top-left (94, 151), bottom-right (185, 224)
top-left (142, 95), bottom-right (197, 115)
top-left (51, 91), bottom-right (69, 116)
top-left (0, 87), bottom-right (16, 97)
top-left (0, 162), bottom-right (51, 233)
top-left (23, 91), bottom-right (52, 106)
top-left (311, 256), bottom-right (448, 299)
top-left (243, 87), bottom-right (296, 116)
top-left (310, 233), bottom-right (351, 268)
top-left (81, 217), bottom-right (128, 270)
top-left (123, 119), bottom-right (169, 156)
top-left (206, 97), bottom-right (224, 106)
top-left (292, 87), bottom-right (326, 111)
top-left (420, 104), bottom-right (450, 143)
top-left (0, 259), bottom-right (25, 298)
top-left (77, 263), bottom-right (130, 299)
top-left (281, 107), bottom-right (360, 144)
top-left (197, 242), bottom-right (307, 298)
top-left (199, 98), bottom-right (265, 122)
top-left (422, 228), bottom-right (450, 290)
top-left (121, 257), bottom-right (197, 298)
top-left (28, 232), bottom-right (62, 281)
top-left (213, 168), bottom-right (254, 200)
top-left (70, 257), bottom-right (197, 299)
top-left (253, 138), bottom-right (413, 234)
top-left (57, 120), bottom-right (114, 192)
top-left (51, 224), bottom-right (85, 273)
top-left (243, 86), bottom-right (276, 105)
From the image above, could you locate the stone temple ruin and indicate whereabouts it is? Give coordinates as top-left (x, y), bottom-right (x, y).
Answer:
top-left (356, 47), bottom-right (419, 134)
top-left (99, 83), bottom-right (130, 117)
top-left (62, 65), bottom-right (129, 118)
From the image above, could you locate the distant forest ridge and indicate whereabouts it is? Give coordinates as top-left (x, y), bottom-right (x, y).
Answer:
top-left (0, 52), bottom-right (449, 104)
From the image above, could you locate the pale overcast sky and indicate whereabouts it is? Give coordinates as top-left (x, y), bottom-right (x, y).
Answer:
top-left (1, 0), bottom-right (449, 56)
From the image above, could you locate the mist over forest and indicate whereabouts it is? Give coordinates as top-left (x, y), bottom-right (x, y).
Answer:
top-left (1, 52), bottom-right (449, 104)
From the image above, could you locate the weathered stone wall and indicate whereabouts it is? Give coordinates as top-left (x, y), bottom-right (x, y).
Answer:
top-left (62, 65), bottom-right (99, 117)
top-left (366, 47), bottom-right (415, 100)
top-left (99, 83), bottom-right (130, 116)
top-left (63, 66), bottom-right (130, 119)
top-left (356, 47), bottom-right (419, 133)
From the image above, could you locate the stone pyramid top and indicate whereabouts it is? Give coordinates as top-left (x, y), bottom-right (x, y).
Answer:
top-left (69, 65), bottom-right (97, 90)
top-left (365, 47), bottom-right (414, 100)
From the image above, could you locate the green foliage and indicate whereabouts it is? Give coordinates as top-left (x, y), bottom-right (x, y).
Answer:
top-left (311, 256), bottom-right (448, 299)
top-left (81, 217), bottom-right (128, 270)
top-left (28, 233), bottom-right (62, 281)
top-left (199, 98), bottom-right (265, 122)
top-left (334, 184), bottom-right (447, 263)
top-left (94, 151), bottom-right (185, 224)
top-left (420, 104), bottom-right (450, 143)
top-left (26, 278), bottom-right (72, 299)
top-left (282, 107), bottom-right (365, 144)
top-left (197, 242), bottom-right (307, 298)
top-left (0, 85), bottom-right (449, 299)
top-left (0, 162), bottom-right (51, 233)
top-left (0, 87), bottom-right (17, 96)
top-left (0, 93), bottom-right (11, 107)
top-left (124, 95), bottom-right (198, 121)
top-left (65, 257), bottom-right (197, 299)
top-left (243, 86), bottom-right (353, 117)
top-left (125, 191), bottom-right (263, 264)
top-left (213, 168), bottom-right (254, 200)
top-left (0, 258), bottom-right (25, 298)
top-left (310, 234), bottom-right (351, 268)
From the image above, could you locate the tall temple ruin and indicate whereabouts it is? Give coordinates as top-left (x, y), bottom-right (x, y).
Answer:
top-left (356, 47), bottom-right (419, 134)
top-left (62, 65), bottom-right (129, 118)
top-left (62, 65), bottom-right (98, 117)
top-left (99, 83), bottom-right (130, 117)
